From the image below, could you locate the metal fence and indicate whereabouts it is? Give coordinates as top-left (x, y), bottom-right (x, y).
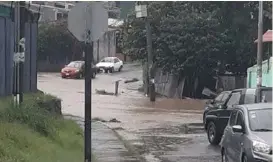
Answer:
top-left (0, 16), bottom-right (38, 96)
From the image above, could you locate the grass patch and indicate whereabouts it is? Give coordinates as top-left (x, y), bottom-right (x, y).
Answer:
top-left (0, 93), bottom-right (84, 162)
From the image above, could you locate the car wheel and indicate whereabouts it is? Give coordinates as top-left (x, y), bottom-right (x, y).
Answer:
top-left (109, 67), bottom-right (114, 73)
top-left (221, 149), bottom-right (228, 162)
top-left (118, 65), bottom-right (123, 72)
top-left (76, 73), bottom-right (83, 79)
top-left (207, 121), bottom-right (222, 145)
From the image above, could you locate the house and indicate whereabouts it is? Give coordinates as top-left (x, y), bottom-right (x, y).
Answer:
top-left (247, 30), bottom-right (272, 88)
top-left (0, 1), bottom-right (121, 22)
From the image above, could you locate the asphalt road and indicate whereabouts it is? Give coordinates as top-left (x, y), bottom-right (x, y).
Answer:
top-left (37, 63), bottom-right (221, 162)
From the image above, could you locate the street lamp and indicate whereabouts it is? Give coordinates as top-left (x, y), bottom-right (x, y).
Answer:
top-left (135, 3), bottom-right (155, 102)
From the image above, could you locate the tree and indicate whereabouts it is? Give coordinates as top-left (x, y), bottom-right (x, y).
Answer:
top-left (122, 2), bottom-right (228, 76)
top-left (37, 20), bottom-right (81, 64)
top-left (121, 1), bottom-right (272, 76)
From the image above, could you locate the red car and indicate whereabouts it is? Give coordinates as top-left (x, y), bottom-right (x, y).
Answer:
top-left (61, 61), bottom-right (97, 79)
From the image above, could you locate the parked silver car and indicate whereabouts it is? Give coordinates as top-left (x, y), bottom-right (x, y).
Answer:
top-left (220, 103), bottom-right (272, 162)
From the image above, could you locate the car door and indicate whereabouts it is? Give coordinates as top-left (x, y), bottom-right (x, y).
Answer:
top-left (224, 110), bottom-right (238, 162)
top-left (231, 110), bottom-right (245, 162)
top-left (205, 91), bottom-right (232, 123)
top-left (212, 92), bottom-right (233, 127)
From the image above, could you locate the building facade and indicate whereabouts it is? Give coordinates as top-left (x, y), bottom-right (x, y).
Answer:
top-left (0, 1), bottom-right (121, 22)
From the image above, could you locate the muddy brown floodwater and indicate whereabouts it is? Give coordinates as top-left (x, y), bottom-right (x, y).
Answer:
top-left (38, 63), bottom-right (221, 162)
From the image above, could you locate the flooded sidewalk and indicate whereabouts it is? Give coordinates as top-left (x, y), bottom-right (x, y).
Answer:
top-left (64, 115), bottom-right (142, 162)
top-left (92, 122), bottom-right (141, 162)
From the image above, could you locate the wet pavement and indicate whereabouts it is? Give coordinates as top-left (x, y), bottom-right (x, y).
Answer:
top-left (64, 114), bottom-right (140, 162)
top-left (38, 63), bottom-right (221, 162)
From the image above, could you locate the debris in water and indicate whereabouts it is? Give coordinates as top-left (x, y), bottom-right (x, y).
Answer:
top-left (124, 78), bottom-right (139, 83)
top-left (109, 118), bottom-right (121, 123)
top-left (95, 89), bottom-right (115, 95)
top-left (92, 117), bottom-right (107, 122)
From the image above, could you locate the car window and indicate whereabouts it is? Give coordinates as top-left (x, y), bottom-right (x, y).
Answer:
top-left (214, 93), bottom-right (224, 102)
top-left (244, 94), bottom-right (255, 104)
top-left (244, 89), bottom-right (256, 104)
top-left (229, 110), bottom-right (237, 126)
top-left (101, 58), bottom-right (113, 63)
top-left (226, 92), bottom-right (241, 107)
top-left (221, 93), bottom-right (230, 102)
top-left (114, 58), bottom-right (119, 63)
top-left (67, 62), bottom-right (82, 68)
top-left (261, 89), bottom-right (272, 103)
top-left (235, 112), bottom-right (244, 127)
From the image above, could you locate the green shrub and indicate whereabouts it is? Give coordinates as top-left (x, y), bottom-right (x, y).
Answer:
top-left (0, 93), bottom-right (84, 162)
top-left (0, 93), bottom-right (62, 138)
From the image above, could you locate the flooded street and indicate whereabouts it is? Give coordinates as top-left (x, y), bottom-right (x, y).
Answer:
top-left (38, 63), bottom-right (221, 162)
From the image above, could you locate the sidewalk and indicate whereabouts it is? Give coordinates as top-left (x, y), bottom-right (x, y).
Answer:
top-left (92, 122), bottom-right (140, 162)
top-left (64, 115), bottom-right (141, 162)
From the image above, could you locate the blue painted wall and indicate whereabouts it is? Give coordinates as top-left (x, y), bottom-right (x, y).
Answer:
top-left (0, 16), bottom-right (38, 96)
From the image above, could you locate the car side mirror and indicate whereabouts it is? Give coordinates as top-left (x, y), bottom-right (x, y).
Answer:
top-left (232, 125), bottom-right (243, 133)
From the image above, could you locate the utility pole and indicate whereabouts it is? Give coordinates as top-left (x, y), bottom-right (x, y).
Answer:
top-left (19, 1), bottom-right (25, 103)
top-left (257, 1), bottom-right (263, 90)
top-left (145, 18), bottom-right (155, 101)
top-left (135, 3), bottom-right (156, 101)
top-left (13, 1), bottom-right (25, 105)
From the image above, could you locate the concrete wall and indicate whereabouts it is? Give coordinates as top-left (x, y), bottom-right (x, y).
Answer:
top-left (93, 30), bottom-right (116, 63)
top-left (0, 16), bottom-right (38, 96)
top-left (115, 53), bottom-right (132, 62)
top-left (153, 69), bottom-right (186, 98)
top-left (153, 68), bottom-right (246, 99)
top-left (217, 75), bottom-right (246, 90)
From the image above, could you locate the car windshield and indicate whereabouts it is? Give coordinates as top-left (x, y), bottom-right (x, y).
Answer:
top-left (67, 62), bottom-right (82, 68)
top-left (100, 58), bottom-right (113, 63)
top-left (248, 108), bottom-right (272, 131)
top-left (261, 89), bottom-right (272, 103)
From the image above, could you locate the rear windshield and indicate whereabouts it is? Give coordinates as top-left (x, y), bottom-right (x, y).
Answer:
top-left (101, 58), bottom-right (113, 63)
top-left (261, 89), bottom-right (272, 103)
top-left (67, 62), bottom-right (82, 68)
top-left (244, 89), bottom-right (272, 104)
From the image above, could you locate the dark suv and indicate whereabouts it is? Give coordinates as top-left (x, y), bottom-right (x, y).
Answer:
top-left (203, 87), bottom-right (272, 145)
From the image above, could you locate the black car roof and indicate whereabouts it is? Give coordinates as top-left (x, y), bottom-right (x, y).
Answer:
top-left (238, 103), bottom-right (272, 111)
top-left (232, 87), bottom-right (272, 91)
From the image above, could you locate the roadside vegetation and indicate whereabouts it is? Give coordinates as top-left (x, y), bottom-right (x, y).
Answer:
top-left (0, 93), bottom-right (84, 162)
top-left (120, 1), bottom-right (272, 76)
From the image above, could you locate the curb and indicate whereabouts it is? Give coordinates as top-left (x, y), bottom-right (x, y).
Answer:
top-left (97, 121), bottom-right (147, 162)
